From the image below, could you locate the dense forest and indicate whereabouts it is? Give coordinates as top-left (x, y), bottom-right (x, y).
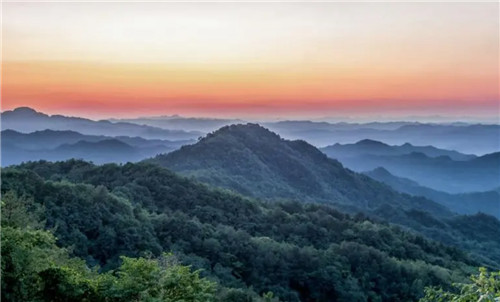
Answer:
top-left (2, 159), bottom-right (496, 301)
top-left (1, 192), bottom-right (219, 302)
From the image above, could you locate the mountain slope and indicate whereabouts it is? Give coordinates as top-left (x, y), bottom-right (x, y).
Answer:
top-left (149, 124), bottom-right (450, 216)
top-left (1, 107), bottom-right (201, 140)
top-left (364, 167), bottom-right (500, 219)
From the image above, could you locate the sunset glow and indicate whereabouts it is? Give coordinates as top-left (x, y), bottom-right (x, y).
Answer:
top-left (2, 2), bottom-right (499, 119)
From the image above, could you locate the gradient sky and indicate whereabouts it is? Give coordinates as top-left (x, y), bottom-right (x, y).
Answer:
top-left (2, 2), bottom-right (499, 119)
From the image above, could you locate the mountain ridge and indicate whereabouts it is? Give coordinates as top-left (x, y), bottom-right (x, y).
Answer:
top-left (1, 129), bottom-right (191, 166)
top-left (321, 141), bottom-right (499, 193)
top-left (1, 107), bottom-right (202, 140)
top-left (322, 139), bottom-right (476, 161)
top-left (148, 123), bottom-right (451, 217)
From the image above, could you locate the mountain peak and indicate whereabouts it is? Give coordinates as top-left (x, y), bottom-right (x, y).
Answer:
top-left (58, 139), bottom-right (135, 151)
top-left (206, 123), bottom-right (281, 141)
top-left (148, 123), bottom-right (451, 217)
top-left (11, 107), bottom-right (39, 115)
top-left (370, 167), bottom-right (392, 176)
top-left (356, 139), bottom-right (389, 147)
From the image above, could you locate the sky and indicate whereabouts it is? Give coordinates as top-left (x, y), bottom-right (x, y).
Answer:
top-left (2, 2), bottom-right (499, 120)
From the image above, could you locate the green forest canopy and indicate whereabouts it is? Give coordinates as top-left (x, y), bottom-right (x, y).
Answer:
top-left (3, 160), bottom-right (499, 301)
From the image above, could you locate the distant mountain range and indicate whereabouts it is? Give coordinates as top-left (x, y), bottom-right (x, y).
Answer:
top-left (109, 116), bottom-right (242, 132)
top-left (3, 107), bottom-right (498, 155)
top-left (111, 115), bottom-right (500, 155)
top-left (365, 167), bottom-right (500, 219)
top-left (321, 139), bottom-right (476, 161)
top-left (1, 107), bottom-right (202, 140)
top-left (1, 129), bottom-right (191, 165)
top-left (321, 140), bottom-right (500, 193)
top-left (265, 121), bottom-right (500, 155)
top-left (148, 123), bottom-right (450, 216)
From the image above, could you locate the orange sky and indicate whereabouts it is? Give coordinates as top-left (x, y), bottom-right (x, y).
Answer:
top-left (2, 2), bottom-right (499, 119)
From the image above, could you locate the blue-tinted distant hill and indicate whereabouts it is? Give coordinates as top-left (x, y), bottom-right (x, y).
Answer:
top-left (110, 115), bottom-right (242, 132)
top-left (321, 139), bottom-right (475, 161)
top-left (1, 129), bottom-right (191, 165)
top-left (321, 140), bottom-right (500, 193)
top-left (1, 138), bottom-right (141, 165)
top-left (4, 107), bottom-right (498, 154)
top-left (1, 107), bottom-right (202, 140)
top-left (53, 139), bottom-right (142, 163)
top-left (365, 167), bottom-right (500, 219)
top-left (1, 129), bottom-right (191, 150)
top-left (265, 121), bottom-right (500, 155)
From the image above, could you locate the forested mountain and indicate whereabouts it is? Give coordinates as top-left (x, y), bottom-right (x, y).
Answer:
top-left (365, 167), bottom-right (500, 219)
top-left (2, 121), bottom-right (499, 301)
top-left (1, 129), bottom-right (189, 166)
top-left (1, 160), bottom-right (492, 301)
top-left (322, 146), bottom-right (500, 193)
top-left (146, 124), bottom-right (500, 267)
top-left (149, 124), bottom-right (449, 216)
top-left (1, 107), bottom-right (201, 140)
top-left (321, 139), bottom-right (475, 161)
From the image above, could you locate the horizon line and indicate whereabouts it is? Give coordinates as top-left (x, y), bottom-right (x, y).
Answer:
top-left (3, 105), bottom-right (499, 124)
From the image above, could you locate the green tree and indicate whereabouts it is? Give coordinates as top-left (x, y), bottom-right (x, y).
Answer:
top-left (1, 191), bottom-right (44, 229)
top-left (101, 254), bottom-right (216, 302)
top-left (420, 268), bottom-right (500, 302)
top-left (1, 191), bottom-right (218, 302)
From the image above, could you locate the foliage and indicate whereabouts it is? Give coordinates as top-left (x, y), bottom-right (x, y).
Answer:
top-left (99, 255), bottom-right (217, 302)
top-left (1, 160), bottom-right (488, 301)
top-left (1, 192), bottom-right (218, 302)
top-left (420, 268), bottom-right (500, 302)
top-left (1, 191), bottom-right (44, 229)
